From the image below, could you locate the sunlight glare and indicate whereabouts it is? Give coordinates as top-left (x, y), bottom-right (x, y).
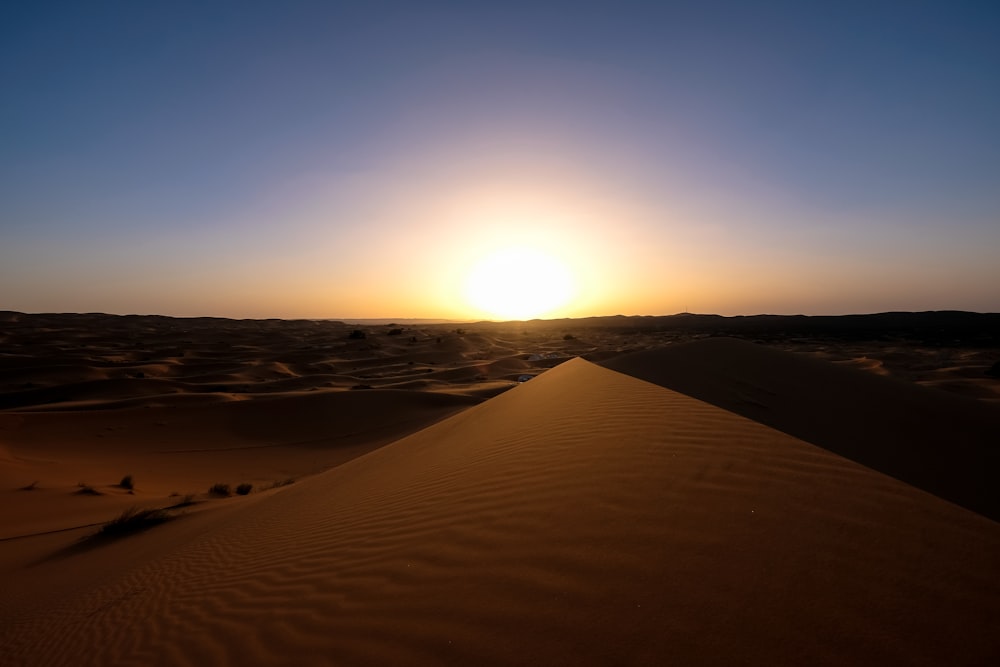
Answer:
top-left (463, 246), bottom-right (575, 320)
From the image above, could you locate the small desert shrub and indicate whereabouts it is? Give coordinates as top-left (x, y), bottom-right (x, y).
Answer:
top-left (20, 480), bottom-right (39, 491)
top-left (208, 483), bottom-right (232, 497)
top-left (76, 482), bottom-right (102, 496)
top-left (563, 333), bottom-right (576, 340)
top-left (235, 483), bottom-right (253, 496)
top-left (119, 474), bottom-right (134, 490)
top-left (387, 328), bottom-right (403, 336)
top-left (348, 329), bottom-right (366, 340)
top-left (97, 507), bottom-right (169, 538)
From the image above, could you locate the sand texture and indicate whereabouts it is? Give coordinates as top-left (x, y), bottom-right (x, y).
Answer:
top-left (2, 314), bottom-right (999, 665)
top-left (602, 337), bottom-right (1000, 521)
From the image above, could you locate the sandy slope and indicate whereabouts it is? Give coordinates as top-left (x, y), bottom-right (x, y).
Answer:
top-left (1, 356), bottom-right (998, 666)
top-left (602, 337), bottom-right (1000, 521)
top-left (0, 389), bottom-right (477, 539)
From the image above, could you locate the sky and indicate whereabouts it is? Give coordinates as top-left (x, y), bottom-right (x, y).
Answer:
top-left (2, 0), bottom-right (998, 320)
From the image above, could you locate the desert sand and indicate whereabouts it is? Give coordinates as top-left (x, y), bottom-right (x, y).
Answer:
top-left (1, 311), bottom-right (999, 665)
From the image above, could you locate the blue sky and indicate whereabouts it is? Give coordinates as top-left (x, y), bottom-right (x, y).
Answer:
top-left (2, 1), bottom-right (998, 318)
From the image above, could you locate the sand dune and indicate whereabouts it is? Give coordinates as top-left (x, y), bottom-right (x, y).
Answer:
top-left (0, 389), bottom-right (476, 539)
top-left (2, 315), bottom-right (998, 664)
top-left (0, 315), bottom-right (592, 411)
top-left (2, 356), bottom-right (998, 665)
top-left (602, 337), bottom-right (1000, 521)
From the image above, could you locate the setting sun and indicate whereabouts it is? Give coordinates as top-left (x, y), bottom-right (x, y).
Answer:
top-left (463, 246), bottom-right (575, 320)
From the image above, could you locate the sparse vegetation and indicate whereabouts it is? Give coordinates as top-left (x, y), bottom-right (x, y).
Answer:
top-left (96, 506), bottom-right (170, 538)
top-left (118, 474), bottom-right (134, 490)
top-left (387, 328), bottom-right (403, 336)
top-left (76, 482), bottom-right (102, 496)
top-left (208, 483), bottom-right (232, 497)
top-left (563, 333), bottom-right (576, 340)
top-left (262, 477), bottom-right (296, 490)
top-left (348, 329), bottom-right (366, 340)
top-left (235, 483), bottom-right (253, 495)
top-left (20, 480), bottom-right (39, 491)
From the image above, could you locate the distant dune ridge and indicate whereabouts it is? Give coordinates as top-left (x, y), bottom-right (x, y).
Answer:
top-left (1, 316), bottom-right (999, 665)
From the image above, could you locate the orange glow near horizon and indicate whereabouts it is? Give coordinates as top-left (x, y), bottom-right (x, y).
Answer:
top-left (397, 181), bottom-right (638, 321)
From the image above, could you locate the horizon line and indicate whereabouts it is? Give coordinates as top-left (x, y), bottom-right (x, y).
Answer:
top-left (3, 308), bottom-right (998, 323)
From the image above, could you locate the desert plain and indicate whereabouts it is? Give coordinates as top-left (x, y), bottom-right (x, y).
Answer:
top-left (1, 310), bottom-right (999, 665)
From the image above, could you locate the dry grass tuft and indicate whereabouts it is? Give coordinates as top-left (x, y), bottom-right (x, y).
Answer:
top-left (97, 507), bottom-right (170, 538)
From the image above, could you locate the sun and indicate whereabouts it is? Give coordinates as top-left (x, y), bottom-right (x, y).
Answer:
top-left (463, 246), bottom-right (575, 320)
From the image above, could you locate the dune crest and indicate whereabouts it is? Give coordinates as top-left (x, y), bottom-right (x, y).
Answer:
top-left (2, 357), bottom-right (998, 665)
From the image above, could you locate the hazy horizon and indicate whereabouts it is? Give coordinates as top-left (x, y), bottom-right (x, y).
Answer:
top-left (5, 307), bottom-right (998, 324)
top-left (3, 1), bottom-right (999, 319)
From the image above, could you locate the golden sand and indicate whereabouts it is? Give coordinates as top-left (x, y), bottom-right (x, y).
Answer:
top-left (1, 315), bottom-right (998, 665)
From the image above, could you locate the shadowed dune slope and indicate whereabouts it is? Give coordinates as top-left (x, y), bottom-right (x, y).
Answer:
top-left (0, 389), bottom-right (481, 539)
top-left (1, 388), bottom-right (480, 452)
top-left (601, 337), bottom-right (1000, 521)
top-left (2, 359), bottom-right (999, 666)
